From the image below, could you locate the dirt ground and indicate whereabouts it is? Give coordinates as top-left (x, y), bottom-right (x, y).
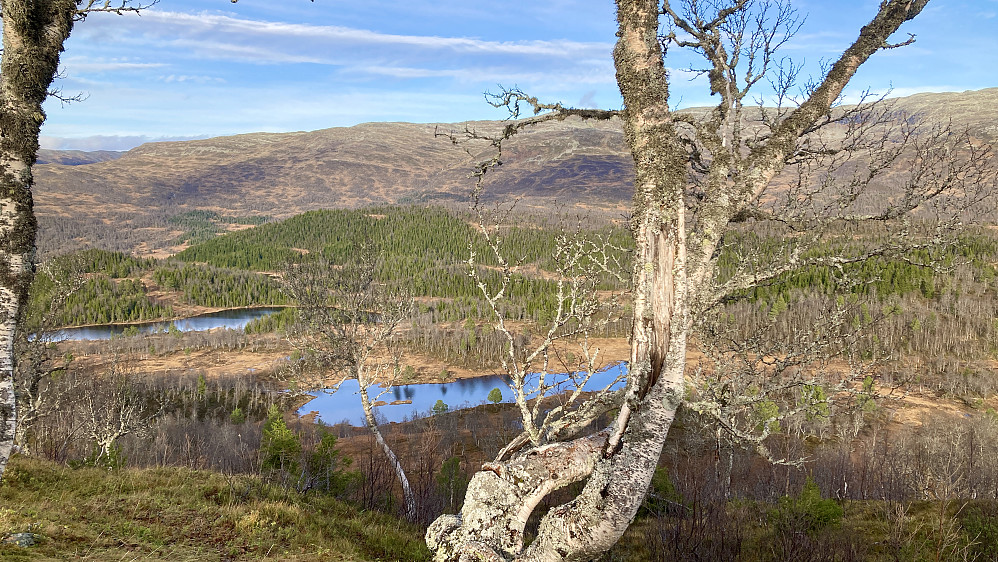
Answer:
top-left (68, 343), bottom-right (293, 381)
top-left (63, 329), bottom-right (987, 431)
top-left (62, 331), bottom-right (626, 385)
top-left (78, 335), bottom-right (633, 385)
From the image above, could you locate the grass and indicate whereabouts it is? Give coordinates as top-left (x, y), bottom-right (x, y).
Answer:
top-left (3, 453), bottom-right (993, 561)
top-left (0, 455), bottom-right (430, 561)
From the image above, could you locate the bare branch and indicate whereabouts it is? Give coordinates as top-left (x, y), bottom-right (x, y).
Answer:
top-left (75, 0), bottom-right (158, 19)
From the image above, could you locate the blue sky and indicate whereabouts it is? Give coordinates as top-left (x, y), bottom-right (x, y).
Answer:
top-left (39, 0), bottom-right (998, 151)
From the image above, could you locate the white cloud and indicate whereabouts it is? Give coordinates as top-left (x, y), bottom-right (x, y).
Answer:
top-left (356, 64), bottom-right (616, 86)
top-left (60, 58), bottom-right (168, 72)
top-left (158, 74), bottom-right (226, 84)
top-left (76, 9), bottom-right (613, 65)
top-left (44, 2), bottom-right (990, 145)
top-left (40, 134), bottom-right (211, 151)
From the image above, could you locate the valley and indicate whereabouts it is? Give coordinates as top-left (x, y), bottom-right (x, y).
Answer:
top-left (6, 88), bottom-right (998, 560)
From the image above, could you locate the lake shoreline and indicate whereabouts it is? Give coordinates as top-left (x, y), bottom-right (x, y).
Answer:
top-left (297, 362), bottom-right (629, 425)
top-left (50, 303), bottom-right (294, 331)
top-left (42, 306), bottom-right (289, 342)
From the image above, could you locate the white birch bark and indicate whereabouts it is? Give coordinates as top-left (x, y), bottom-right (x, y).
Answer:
top-left (427, 1), bottom-right (934, 559)
top-left (358, 371), bottom-right (416, 521)
top-left (0, 0), bottom-right (76, 480)
top-left (0, 0), bottom-right (150, 480)
top-left (284, 254), bottom-right (417, 518)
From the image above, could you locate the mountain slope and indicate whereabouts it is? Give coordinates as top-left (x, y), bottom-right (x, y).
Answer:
top-left (33, 88), bottom-right (998, 258)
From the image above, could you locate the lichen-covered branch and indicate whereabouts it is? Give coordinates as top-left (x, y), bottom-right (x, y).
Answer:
top-left (426, 1), bottom-right (966, 560)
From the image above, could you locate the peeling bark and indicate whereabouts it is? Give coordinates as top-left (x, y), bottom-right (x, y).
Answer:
top-left (427, 430), bottom-right (611, 560)
top-left (429, 0), bottom-right (935, 559)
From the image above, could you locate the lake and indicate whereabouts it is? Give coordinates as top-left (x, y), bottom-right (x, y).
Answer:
top-left (298, 362), bottom-right (628, 425)
top-left (43, 306), bottom-right (285, 341)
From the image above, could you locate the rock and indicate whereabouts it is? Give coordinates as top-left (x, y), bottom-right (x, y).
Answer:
top-left (3, 532), bottom-right (40, 547)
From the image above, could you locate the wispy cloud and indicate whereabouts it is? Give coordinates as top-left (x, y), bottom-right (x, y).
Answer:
top-left (40, 1), bottom-right (994, 147)
top-left (40, 134), bottom-right (211, 151)
top-left (158, 74), bottom-right (226, 84)
top-left (76, 10), bottom-right (613, 65)
top-left (356, 64), bottom-right (616, 86)
top-left (60, 58), bottom-right (168, 73)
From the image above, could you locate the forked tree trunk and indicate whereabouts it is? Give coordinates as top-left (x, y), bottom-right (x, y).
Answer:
top-left (427, 0), bottom-right (932, 560)
top-left (0, 0), bottom-right (76, 480)
top-left (512, 0), bottom-right (692, 556)
top-left (427, 2), bottom-right (689, 559)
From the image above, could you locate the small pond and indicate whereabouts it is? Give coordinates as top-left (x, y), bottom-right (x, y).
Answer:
top-left (298, 362), bottom-right (628, 425)
top-left (43, 306), bottom-right (286, 342)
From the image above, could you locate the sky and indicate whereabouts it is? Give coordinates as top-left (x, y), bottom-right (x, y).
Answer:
top-left (38, 0), bottom-right (998, 151)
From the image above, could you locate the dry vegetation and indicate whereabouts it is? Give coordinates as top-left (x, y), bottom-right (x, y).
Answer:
top-left (33, 89), bottom-right (998, 259)
top-left (7, 88), bottom-right (998, 559)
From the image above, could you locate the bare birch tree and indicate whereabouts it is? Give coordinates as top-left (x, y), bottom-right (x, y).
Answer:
top-left (13, 254), bottom-right (84, 453)
top-left (282, 248), bottom-right (417, 520)
top-left (0, 0), bottom-right (153, 480)
top-left (426, 1), bottom-right (996, 560)
top-left (78, 357), bottom-right (159, 467)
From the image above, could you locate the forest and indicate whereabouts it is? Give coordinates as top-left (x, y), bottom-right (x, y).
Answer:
top-left (4, 201), bottom-right (998, 559)
top-left (29, 206), bottom-right (998, 382)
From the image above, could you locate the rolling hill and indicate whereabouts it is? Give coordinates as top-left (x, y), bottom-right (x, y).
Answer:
top-left (32, 88), bottom-right (998, 258)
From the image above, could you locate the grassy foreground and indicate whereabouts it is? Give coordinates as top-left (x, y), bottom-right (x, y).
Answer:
top-left (0, 456), bottom-right (429, 561)
top-left (4, 453), bottom-right (998, 561)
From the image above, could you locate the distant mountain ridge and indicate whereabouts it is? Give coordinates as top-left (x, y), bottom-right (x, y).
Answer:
top-left (33, 88), bottom-right (998, 258)
top-left (36, 149), bottom-right (122, 166)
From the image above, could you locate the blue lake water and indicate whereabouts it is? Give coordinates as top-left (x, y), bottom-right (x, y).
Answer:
top-left (298, 362), bottom-right (628, 425)
top-left (43, 306), bottom-right (285, 341)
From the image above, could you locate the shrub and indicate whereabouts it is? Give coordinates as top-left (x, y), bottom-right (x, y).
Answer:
top-left (260, 405), bottom-right (301, 475)
top-left (640, 466), bottom-right (685, 516)
top-left (437, 456), bottom-right (469, 512)
top-left (302, 429), bottom-right (358, 496)
top-left (229, 407), bottom-right (246, 425)
top-left (487, 387), bottom-right (503, 404)
top-left (772, 476), bottom-right (843, 534)
top-left (960, 502), bottom-right (998, 559)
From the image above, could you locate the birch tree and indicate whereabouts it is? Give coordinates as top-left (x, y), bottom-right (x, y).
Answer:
top-left (0, 0), bottom-right (152, 480)
top-left (427, 1), bottom-right (995, 560)
top-left (282, 249), bottom-right (417, 520)
top-left (78, 358), bottom-right (159, 467)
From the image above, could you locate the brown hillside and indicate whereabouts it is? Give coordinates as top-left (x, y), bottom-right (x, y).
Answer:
top-left (33, 88), bottom-right (998, 258)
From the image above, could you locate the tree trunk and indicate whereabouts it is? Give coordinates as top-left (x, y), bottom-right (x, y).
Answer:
top-left (0, 0), bottom-right (76, 480)
top-left (428, 0), bottom-right (936, 559)
top-left (358, 380), bottom-right (416, 521)
top-left (427, 2), bottom-right (689, 559)
top-left (13, 389), bottom-right (43, 455)
top-left (513, 0), bottom-right (692, 555)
